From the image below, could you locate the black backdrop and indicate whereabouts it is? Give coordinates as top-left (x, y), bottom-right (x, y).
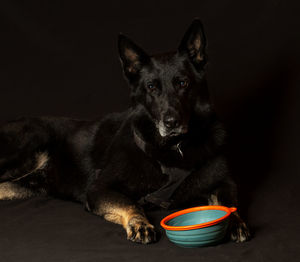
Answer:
top-left (1, 0), bottom-right (300, 261)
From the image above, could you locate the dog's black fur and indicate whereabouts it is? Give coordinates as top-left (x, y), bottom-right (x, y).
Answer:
top-left (0, 20), bottom-right (250, 244)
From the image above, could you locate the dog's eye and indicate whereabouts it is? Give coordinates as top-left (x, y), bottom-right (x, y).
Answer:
top-left (147, 83), bottom-right (155, 90)
top-left (179, 80), bottom-right (188, 88)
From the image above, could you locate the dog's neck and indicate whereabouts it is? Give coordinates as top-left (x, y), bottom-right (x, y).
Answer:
top-left (133, 128), bottom-right (184, 158)
top-left (130, 106), bottom-right (217, 165)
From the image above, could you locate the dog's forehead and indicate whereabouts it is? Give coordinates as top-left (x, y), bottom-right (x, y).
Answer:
top-left (144, 52), bottom-right (188, 79)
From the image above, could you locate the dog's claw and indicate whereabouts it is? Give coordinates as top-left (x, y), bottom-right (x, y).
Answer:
top-left (126, 217), bottom-right (156, 244)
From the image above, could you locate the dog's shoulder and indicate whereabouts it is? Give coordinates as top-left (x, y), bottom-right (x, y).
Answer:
top-left (91, 110), bottom-right (135, 162)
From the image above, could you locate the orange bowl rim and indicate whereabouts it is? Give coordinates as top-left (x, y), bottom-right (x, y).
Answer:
top-left (160, 205), bottom-right (237, 231)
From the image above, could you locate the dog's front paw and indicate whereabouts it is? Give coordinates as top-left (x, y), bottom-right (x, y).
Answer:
top-left (126, 216), bottom-right (156, 244)
top-left (230, 213), bottom-right (251, 243)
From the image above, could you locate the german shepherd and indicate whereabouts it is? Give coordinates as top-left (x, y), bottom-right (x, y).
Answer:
top-left (0, 20), bottom-right (250, 244)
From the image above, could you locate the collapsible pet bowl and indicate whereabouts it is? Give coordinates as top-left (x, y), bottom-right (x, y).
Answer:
top-left (160, 205), bottom-right (237, 248)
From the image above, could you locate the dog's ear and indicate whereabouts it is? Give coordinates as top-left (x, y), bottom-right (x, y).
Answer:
top-left (178, 19), bottom-right (207, 69)
top-left (118, 34), bottom-right (150, 80)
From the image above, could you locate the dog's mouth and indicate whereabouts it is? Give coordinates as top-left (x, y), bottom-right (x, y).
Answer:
top-left (157, 121), bottom-right (189, 138)
top-left (168, 126), bottom-right (188, 137)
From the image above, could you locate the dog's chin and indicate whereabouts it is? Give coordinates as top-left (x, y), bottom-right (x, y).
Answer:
top-left (158, 125), bottom-right (188, 140)
top-left (168, 130), bottom-right (186, 137)
top-left (159, 130), bottom-right (187, 148)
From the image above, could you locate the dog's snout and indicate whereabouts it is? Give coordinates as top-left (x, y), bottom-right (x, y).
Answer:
top-left (163, 116), bottom-right (179, 129)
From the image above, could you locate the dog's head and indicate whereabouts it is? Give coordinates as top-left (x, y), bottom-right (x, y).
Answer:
top-left (118, 19), bottom-right (212, 138)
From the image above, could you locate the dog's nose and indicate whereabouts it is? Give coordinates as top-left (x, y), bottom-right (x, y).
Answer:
top-left (164, 116), bottom-right (179, 129)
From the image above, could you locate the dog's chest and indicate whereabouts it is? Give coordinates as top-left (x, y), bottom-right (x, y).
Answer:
top-left (137, 163), bottom-right (193, 209)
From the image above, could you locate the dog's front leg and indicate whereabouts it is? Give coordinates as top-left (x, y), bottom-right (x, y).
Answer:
top-left (208, 182), bottom-right (251, 243)
top-left (86, 187), bottom-right (156, 244)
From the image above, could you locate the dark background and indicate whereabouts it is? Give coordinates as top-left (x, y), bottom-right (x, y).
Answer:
top-left (1, 0), bottom-right (300, 261)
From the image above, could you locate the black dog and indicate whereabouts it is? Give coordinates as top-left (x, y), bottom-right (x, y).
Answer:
top-left (0, 20), bottom-right (250, 244)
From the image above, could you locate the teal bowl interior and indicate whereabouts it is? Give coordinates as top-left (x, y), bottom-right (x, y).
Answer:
top-left (164, 209), bottom-right (229, 248)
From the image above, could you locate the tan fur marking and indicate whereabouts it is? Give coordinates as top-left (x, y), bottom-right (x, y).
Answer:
top-left (124, 48), bottom-right (141, 73)
top-left (194, 35), bottom-right (201, 50)
top-left (196, 52), bottom-right (203, 62)
top-left (35, 152), bottom-right (49, 170)
top-left (96, 203), bottom-right (145, 228)
top-left (12, 152), bottom-right (49, 182)
top-left (189, 35), bottom-right (203, 62)
top-left (103, 213), bottom-right (123, 225)
top-left (208, 194), bottom-right (221, 205)
top-left (0, 182), bottom-right (34, 200)
top-left (124, 48), bottom-right (138, 62)
top-left (94, 202), bottom-right (155, 243)
top-left (230, 211), bottom-right (251, 242)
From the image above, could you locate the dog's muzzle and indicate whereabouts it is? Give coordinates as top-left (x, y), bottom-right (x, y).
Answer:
top-left (157, 120), bottom-right (188, 137)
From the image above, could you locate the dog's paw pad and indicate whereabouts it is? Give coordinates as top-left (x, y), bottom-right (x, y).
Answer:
top-left (126, 217), bottom-right (156, 244)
